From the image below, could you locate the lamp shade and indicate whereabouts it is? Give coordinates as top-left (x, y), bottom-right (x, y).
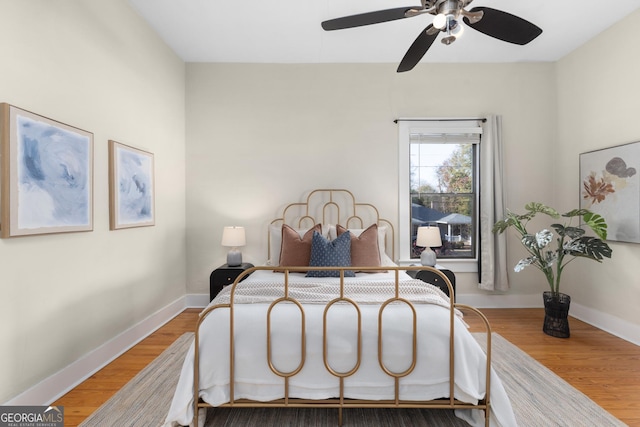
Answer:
top-left (416, 226), bottom-right (442, 248)
top-left (416, 226), bottom-right (441, 267)
top-left (221, 226), bottom-right (246, 247)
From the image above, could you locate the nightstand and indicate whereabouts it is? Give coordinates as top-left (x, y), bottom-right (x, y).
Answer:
top-left (209, 263), bottom-right (254, 301)
top-left (408, 268), bottom-right (456, 297)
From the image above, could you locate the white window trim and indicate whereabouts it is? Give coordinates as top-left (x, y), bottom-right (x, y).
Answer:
top-left (397, 119), bottom-right (483, 272)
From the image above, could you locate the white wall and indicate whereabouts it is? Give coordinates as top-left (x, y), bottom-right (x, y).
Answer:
top-left (556, 9), bottom-right (640, 330)
top-left (0, 1), bottom-right (186, 402)
top-left (185, 62), bottom-right (557, 298)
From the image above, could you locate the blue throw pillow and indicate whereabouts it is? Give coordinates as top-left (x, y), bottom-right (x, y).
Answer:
top-left (306, 230), bottom-right (355, 278)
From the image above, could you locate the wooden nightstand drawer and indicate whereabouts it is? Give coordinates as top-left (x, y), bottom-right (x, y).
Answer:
top-left (209, 263), bottom-right (254, 301)
top-left (409, 269), bottom-right (456, 297)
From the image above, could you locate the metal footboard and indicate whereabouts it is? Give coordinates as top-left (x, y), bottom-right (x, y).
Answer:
top-left (193, 266), bottom-right (492, 427)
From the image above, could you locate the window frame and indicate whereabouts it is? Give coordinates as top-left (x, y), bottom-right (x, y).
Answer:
top-left (398, 119), bottom-right (483, 272)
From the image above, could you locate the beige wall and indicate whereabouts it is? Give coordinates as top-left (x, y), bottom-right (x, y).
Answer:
top-left (2, 0), bottom-right (638, 405)
top-left (185, 62), bottom-right (557, 297)
top-left (0, 1), bottom-right (186, 402)
top-left (185, 15), bottom-right (640, 338)
top-left (556, 9), bottom-right (640, 326)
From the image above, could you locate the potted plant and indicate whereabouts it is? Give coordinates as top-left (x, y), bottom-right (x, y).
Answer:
top-left (492, 202), bottom-right (612, 338)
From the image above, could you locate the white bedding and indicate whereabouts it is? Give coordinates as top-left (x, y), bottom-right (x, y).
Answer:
top-left (164, 269), bottom-right (516, 427)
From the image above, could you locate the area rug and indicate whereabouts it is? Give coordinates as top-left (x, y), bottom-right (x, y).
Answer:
top-left (79, 332), bottom-right (626, 426)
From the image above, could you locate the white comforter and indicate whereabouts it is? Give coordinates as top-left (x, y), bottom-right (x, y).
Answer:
top-left (164, 270), bottom-right (516, 427)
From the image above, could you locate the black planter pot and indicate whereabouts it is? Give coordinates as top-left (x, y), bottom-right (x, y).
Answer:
top-left (542, 291), bottom-right (571, 338)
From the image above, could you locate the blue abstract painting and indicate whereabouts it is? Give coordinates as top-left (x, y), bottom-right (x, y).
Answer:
top-left (13, 111), bottom-right (92, 234)
top-left (111, 141), bottom-right (154, 229)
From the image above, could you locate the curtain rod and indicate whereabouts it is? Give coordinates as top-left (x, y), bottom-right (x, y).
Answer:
top-left (394, 117), bottom-right (487, 123)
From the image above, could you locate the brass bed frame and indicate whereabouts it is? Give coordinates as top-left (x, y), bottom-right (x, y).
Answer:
top-left (193, 190), bottom-right (493, 426)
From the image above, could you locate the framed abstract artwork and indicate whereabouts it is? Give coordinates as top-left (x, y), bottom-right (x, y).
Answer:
top-left (0, 104), bottom-right (93, 238)
top-left (109, 140), bottom-right (155, 230)
top-left (580, 141), bottom-right (640, 243)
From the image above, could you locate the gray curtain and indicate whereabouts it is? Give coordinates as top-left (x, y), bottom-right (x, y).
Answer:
top-left (478, 115), bottom-right (509, 291)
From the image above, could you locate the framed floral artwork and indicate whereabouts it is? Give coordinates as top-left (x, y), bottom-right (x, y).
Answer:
top-left (108, 140), bottom-right (155, 230)
top-left (580, 141), bottom-right (639, 243)
top-left (1, 103), bottom-right (93, 238)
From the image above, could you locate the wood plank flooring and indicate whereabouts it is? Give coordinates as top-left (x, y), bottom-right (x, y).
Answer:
top-left (464, 308), bottom-right (640, 426)
top-left (54, 308), bottom-right (640, 426)
top-left (53, 309), bottom-right (201, 426)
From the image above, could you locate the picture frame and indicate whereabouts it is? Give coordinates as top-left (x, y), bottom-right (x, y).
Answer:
top-left (1, 103), bottom-right (93, 238)
top-left (109, 140), bottom-right (155, 230)
top-left (580, 141), bottom-right (640, 243)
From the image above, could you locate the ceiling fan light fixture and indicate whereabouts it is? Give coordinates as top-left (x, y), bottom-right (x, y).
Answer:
top-left (450, 20), bottom-right (464, 37)
top-left (438, 14), bottom-right (463, 44)
top-left (441, 35), bottom-right (456, 45)
top-left (433, 13), bottom-right (447, 30)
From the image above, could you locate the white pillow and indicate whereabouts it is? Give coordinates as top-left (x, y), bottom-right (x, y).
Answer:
top-left (325, 224), bottom-right (337, 241)
top-left (380, 250), bottom-right (395, 267)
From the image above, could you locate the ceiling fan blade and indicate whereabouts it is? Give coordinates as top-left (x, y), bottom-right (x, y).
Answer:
top-left (322, 7), bottom-right (419, 31)
top-left (463, 7), bottom-right (542, 45)
top-left (397, 25), bottom-right (439, 73)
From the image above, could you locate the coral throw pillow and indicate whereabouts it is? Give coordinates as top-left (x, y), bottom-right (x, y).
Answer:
top-left (279, 223), bottom-right (322, 266)
top-left (337, 223), bottom-right (381, 268)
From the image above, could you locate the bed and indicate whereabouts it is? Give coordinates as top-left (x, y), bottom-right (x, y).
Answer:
top-left (164, 189), bottom-right (516, 427)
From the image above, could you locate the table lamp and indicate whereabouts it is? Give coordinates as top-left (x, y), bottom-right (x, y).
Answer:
top-left (221, 226), bottom-right (246, 267)
top-left (416, 226), bottom-right (442, 267)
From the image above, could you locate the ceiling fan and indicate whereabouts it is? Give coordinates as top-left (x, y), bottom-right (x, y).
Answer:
top-left (321, 0), bottom-right (542, 72)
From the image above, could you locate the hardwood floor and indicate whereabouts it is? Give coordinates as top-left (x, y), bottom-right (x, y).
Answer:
top-left (464, 308), bottom-right (640, 426)
top-left (54, 308), bottom-right (640, 426)
top-left (53, 309), bottom-right (201, 427)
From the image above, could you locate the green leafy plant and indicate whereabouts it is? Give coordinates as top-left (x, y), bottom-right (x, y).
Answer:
top-left (492, 202), bottom-right (613, 295)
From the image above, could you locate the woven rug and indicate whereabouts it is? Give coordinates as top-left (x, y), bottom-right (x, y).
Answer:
top-left (79, 333), bottom-right (626, 427)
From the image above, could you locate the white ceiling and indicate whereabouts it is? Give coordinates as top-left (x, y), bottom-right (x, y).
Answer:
top-left (128, 0), bottom-right (640, 65)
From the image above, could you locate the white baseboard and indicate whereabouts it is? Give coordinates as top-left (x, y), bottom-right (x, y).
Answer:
top-left (457, 292), bottom-right (543, 308)
top-left (7, 291), bottom-right (636, 407)
top-left (570, 302), bottom-right (640, 346)
top-left (185, 293), bottom-right (209, 308)
top-left (459, 292), bottom-right (640, 346)
top-left (3, 296), bottom-right (187, 406)
top-left (187, 291), bottom-right (640, 345)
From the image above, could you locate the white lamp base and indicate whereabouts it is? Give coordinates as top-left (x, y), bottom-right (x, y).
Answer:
top-left (420, 248), bottom-right (437, 267)
top-left (227, 248), bottom-right (242, 267)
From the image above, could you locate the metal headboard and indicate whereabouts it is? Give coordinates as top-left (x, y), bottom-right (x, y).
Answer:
top-left (268, 189), bottom-right (395, 261)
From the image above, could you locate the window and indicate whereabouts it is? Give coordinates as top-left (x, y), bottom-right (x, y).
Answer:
top-left (398, 120), bottom-right (483, 271)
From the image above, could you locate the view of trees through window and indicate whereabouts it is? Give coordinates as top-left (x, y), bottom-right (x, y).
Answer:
top-left (410, 141), bottom-right (476, 259)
